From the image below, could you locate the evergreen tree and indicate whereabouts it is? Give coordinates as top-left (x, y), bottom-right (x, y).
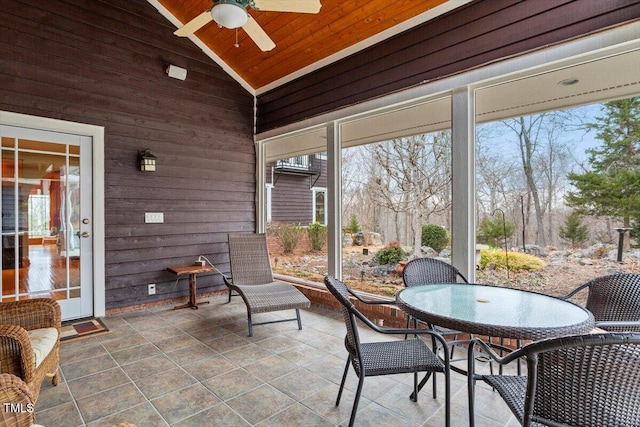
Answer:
top-left (566, 97), bottom-right (640, 248)
top-left (478, 215), bottom-right (515, 249)
top-left (559, 211), bottom-right (589, 248)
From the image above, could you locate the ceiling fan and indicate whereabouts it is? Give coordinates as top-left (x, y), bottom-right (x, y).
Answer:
top-left (174, 0), bottom-right (322, 51)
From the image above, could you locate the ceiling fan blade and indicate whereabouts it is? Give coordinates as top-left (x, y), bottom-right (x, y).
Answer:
top-left (174, 9), bottom-right (213, 37)
top-left (252, 0), bottom-right (321, 14)
top-left (242, 15), bottom-right (276, 51)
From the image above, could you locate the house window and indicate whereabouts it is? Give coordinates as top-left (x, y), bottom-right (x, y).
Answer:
top-left (312, 188), bottom-right (326, 225)
top-left (266, 184), bottom-right (273, 223)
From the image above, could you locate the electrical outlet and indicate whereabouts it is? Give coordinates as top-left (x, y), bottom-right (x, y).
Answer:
top-left (148, 284), bottom-right (156, 295)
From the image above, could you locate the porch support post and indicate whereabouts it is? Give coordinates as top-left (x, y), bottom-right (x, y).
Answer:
top-left (451, 87), bottom-right (476, 282)
top-left (255, 141), bottom-right (266, 233)
top-left (327, 121), bottom-right (343, 279)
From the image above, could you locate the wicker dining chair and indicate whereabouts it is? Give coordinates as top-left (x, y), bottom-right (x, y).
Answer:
top-left (0, 298), bottom-right (61, 403)
top-left (324, 276), bottom-right (451, 427)
top-left (561, 273), bottom-right (640, 331)
top-left (467, 332), bottom-right (640, 427)
top-left (223, 233), bottom-right (310, 337)
top-left (402, 257), bottom-right (468, 326)
top-left (402, 257), bottom-right (472, 348)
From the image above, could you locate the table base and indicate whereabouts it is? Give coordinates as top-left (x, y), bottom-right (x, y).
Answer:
top-left (173, 300), bottom-right (210, 310)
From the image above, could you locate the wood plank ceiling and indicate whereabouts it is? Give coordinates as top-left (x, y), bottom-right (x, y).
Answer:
top-left (155, 0), bottom-right (452, 91)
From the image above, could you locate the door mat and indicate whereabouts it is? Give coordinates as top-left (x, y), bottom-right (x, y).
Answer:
top-left (61, 317), bottom-right (110, 342)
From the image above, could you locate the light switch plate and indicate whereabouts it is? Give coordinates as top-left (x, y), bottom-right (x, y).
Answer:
top-left (145, 212), bottom-right (164, 223)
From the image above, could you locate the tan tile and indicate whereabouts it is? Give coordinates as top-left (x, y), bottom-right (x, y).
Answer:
top-left (67, 367), bottom-right (131, 400)
top-left (202, 368), bottom-right (264, 400)
top-left (182, 355), bottom-right (238, 381)
top-left (226, 384), bottom-right (296, 425)
top-left (110, 342), bottom-right (161, 365)
top-left (243, 354), bottom-right (298, 382)
top-left (269, 368), bottom-right (333, 400)
top-left (120, 354), bottom-right (179, 381)
top-left (35, 400), bottom-right (84, 427)
top-left (173, 403), bottom-right (250, 427)
top-left (136, 367), bottom-right (197, 399)
top-left (166, 342), bottom-right (217, 365)
top-left (76, 383), bottom-right (146, 423)
top-left (150, 383), bottom-right (221, 424)
top-left (60, 354), bottom-right (118, 381)
top-left (257, 402), bottom-right (334, 426)
top-left (86, 402), bottom-right (168, 427)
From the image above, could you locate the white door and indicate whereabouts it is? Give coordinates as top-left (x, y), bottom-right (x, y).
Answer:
top-left (0, 125), bottom-right (93, 320)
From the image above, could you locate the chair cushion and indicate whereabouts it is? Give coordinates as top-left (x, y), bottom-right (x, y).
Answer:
top-left (27, 328), bottom-right (58, 368)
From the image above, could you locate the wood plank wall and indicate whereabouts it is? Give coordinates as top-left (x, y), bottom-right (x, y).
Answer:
top-left (256, 0), bottom-right (640, 133)
top-left (266, 158), bottom-right (328, 226)
top-left (0, 0), bottom-right (255, 310)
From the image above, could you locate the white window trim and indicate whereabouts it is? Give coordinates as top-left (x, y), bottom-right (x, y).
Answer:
top-left (311, 186), bottom-right (327, 225)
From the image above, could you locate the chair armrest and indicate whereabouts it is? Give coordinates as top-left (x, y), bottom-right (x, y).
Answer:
top-left (467, 338), bottom-right (524, 367)
top-left (0, 325), bottom-right (36, 383)
top-left (347, 288), bottom-right (395, 305)
top-left (0, 299), bottom-right (61, 332)
top-left (596, 320), bottom-right (640, 330)
top-left (222, 274), bottom-right (233, 286)
top-left (351, 308), bottom-right (449, 348)
top-left (560, 282), bottom-right (589, 300)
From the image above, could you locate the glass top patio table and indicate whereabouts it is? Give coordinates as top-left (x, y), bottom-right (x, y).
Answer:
top-left (396, 283), bottom-right (595, 341)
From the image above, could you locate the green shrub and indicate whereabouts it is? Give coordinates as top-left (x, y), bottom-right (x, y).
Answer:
top-left (307, 222), bottom-right (327, 251)
top-left (478, 249), bottom-right (545, 271)
top-left (375, 241), bottom-right (406, 265)
top-left (421, 224), bottom-right (449, 253)
top-left (275, 223), bottom-right (305, 254)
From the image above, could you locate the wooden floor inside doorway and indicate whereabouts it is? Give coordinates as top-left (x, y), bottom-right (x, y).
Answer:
top-left (2, 242), bottom-right (80, 301)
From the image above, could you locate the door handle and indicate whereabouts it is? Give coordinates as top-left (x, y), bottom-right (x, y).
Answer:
top-left (81, 232), bottom-right (90, 238)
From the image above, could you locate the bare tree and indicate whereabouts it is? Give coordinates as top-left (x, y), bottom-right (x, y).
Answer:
top-left (363, 132), bottom-right (451, 255)
top-left (501, 115), bottom-right (548, 246)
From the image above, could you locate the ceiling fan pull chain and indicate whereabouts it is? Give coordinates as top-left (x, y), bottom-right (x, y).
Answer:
top-left (235, 28), bottom-right (240, 48)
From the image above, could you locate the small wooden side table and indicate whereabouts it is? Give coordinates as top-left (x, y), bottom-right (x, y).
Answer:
top-left (167, 265), bottom-right (214, 310)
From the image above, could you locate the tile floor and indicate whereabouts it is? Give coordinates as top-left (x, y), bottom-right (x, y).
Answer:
top-left (35, 294), bottom-right (517, 426)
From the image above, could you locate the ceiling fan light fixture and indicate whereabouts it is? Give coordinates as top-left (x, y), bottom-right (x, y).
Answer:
top-left (212, 1), bottom-right (248, 29)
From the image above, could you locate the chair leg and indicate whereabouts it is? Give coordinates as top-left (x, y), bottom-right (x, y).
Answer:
top-left (337, 357), bottom-right (350, 406)
top-left (296, 309), bottom-right (302, 330)
top-left (468, 345), bottom-right (477, 427)
top-left (349, 375), bottom-right (365, 427)
top-left (247, 312), bottom-right (253, 337)
top-left (444, 368), bottom-right (451, 427)
top-left (413, 372), bottom-right (418, 402)
top-left (228, 289), bottom-right (232, 303)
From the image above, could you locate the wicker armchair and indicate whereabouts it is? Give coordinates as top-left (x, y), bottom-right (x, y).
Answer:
top-left (0, 298), bottom-right (61, 403)
top-left (223, 233), bottom-right (310, 337)
top-left (467, 332), bottom-right (640, 427)
top-left (324, 276), bottom-right (450, 427)
top-left (562, 273), bottom-right (640, 331)
top-left (0, 373), bottom-right (36, 427)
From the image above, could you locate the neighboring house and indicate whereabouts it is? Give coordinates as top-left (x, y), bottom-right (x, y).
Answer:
top-left (266, 154), bottom-right (327, 226)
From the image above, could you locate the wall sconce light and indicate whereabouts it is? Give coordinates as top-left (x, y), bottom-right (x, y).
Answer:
top-left (139, 149), bottom-right (157, 172)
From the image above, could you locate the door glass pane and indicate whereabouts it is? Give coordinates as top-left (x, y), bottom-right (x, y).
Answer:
top-left (1, 140), bottom-right (79, 302)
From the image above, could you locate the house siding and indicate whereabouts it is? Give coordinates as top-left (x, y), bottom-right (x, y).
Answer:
top-left (0, 0), bottom-right (255, 310)
top-left (256, 0), bottom-right (640, 133)
top-left (267, 157), bottom-right (328, 225)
